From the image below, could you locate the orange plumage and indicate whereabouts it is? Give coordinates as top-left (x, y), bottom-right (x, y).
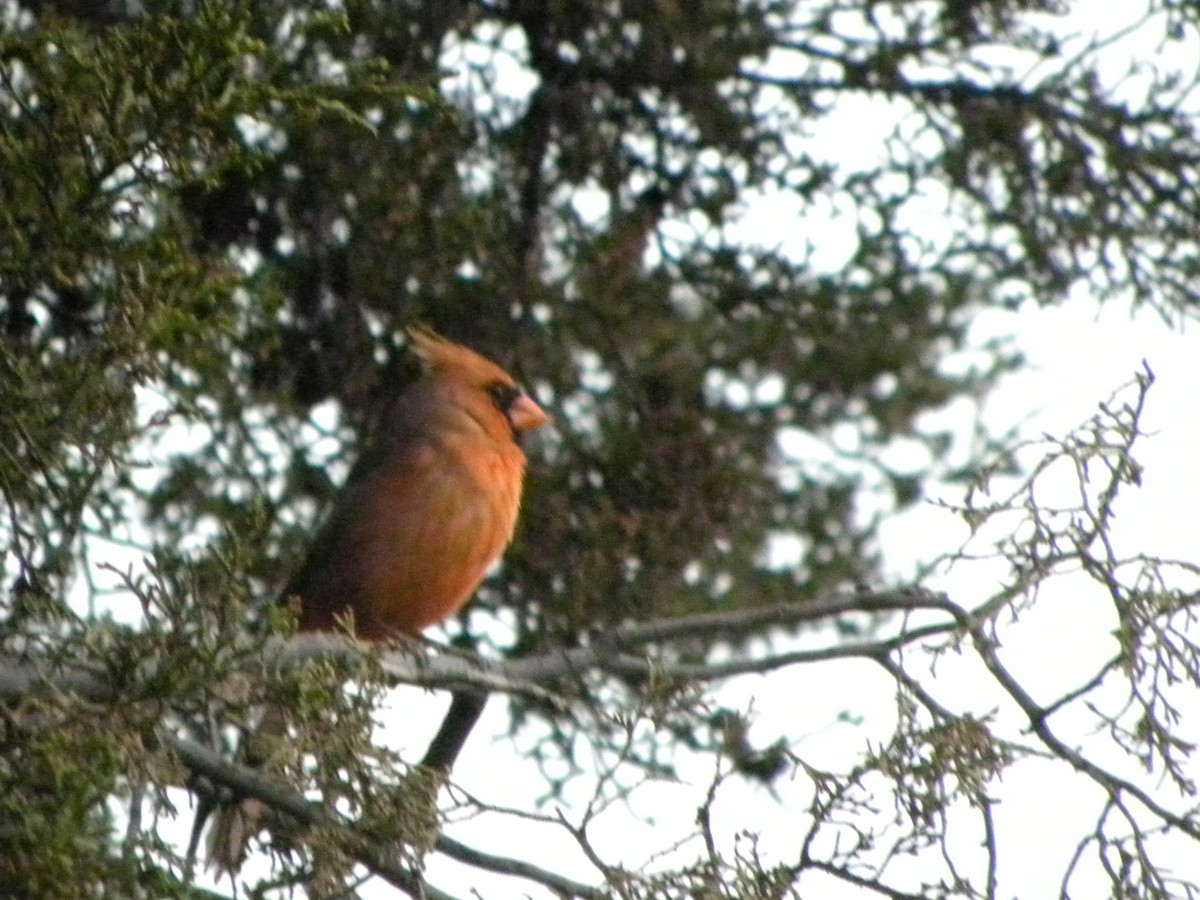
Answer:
top-left (289, 327), bottom-right (547, 638)
top-left (201, 327), bottom-right (547, 873)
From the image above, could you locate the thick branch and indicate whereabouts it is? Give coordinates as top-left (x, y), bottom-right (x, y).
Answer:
top-left (0, 587), bottom-right (955, 708)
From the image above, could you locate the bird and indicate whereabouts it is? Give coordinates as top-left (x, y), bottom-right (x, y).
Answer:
top-left (198, 326), bottom-right (548, 874)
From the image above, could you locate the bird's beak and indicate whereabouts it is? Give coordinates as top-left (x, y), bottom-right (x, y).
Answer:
top-left (507, 393), bottom-right (549, 432)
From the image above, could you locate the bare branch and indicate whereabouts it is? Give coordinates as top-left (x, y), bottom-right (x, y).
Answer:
top-left (436, 834), bottom-right (607, 900)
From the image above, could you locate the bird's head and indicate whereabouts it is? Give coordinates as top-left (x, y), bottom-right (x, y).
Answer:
top-left (407, 326), bottom-right (549, 442)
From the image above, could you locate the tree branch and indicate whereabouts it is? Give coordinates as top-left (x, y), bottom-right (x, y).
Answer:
top-left (0, 588), bottom-right (957, 709)
top-left (939, 595), bottom-right (1200, 841)
top-left (167, 735), bottom-right (454, 900)
top-left (170, 732), bottom-right (609, 899)
top-left (436, 834), bottom-right (607, 900)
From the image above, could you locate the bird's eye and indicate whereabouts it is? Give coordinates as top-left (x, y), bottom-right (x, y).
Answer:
top-left (487, 382), bottom-right (521, 412)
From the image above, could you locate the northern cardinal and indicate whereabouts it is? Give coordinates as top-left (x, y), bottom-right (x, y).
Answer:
top-left (200, 327), bottom-right (548, 873)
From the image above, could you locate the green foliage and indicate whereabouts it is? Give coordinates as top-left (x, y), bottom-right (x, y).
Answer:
top-left (0, 719), bottom-right (120, 895)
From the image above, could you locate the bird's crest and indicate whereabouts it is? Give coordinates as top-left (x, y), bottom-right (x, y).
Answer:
top-left (406, 326), bottom-right (515, 386)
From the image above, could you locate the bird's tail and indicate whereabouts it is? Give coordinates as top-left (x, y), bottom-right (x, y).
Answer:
top-left (196, 703), bottom-right (289, 876)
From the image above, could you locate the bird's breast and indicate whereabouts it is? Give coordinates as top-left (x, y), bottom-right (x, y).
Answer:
top-left (355, 436), bottom-right (525, 637)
